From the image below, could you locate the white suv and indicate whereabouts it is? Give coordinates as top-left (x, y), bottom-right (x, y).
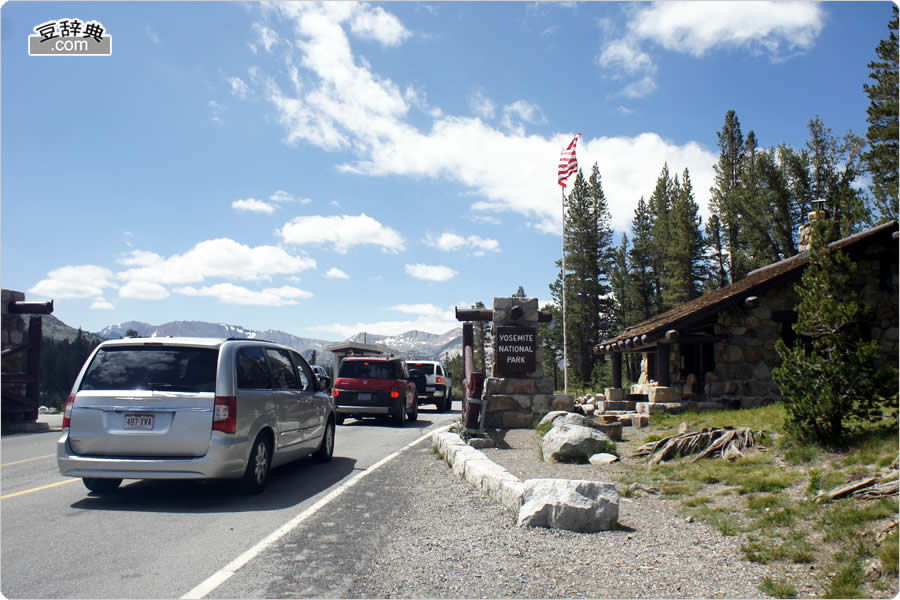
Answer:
top-left (407, 360), bottom-right (453, 412)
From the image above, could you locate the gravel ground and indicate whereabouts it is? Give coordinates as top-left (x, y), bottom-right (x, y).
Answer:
top-left (345, 432), bottom-right (770, 599)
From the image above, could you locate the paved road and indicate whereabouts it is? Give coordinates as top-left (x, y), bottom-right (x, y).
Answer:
top-left (1, 406), bottom-right (458, 599)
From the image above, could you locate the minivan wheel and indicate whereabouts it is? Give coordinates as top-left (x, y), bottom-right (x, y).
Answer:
top-left (392, 399), bottom-right (406, 427)
top-left (83, 478), bottom-right (122, 494)
top-left (314, 420), bottom-right (335, 462)
top-left (242, 435), bottom-right (272, 494)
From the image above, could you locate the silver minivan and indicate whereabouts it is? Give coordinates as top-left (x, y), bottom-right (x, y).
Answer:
top-left (57, 337), bottom-right (335, 494)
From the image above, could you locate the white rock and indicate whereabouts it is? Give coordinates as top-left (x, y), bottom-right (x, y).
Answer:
top-left (589, 453), bottom-right (619, 465)
top-left (542, 423), bottom-right (611, 463)
top-left (538, 410), bottom-right (569, 427)
top-left (517, 479), bottom-right (619, 532)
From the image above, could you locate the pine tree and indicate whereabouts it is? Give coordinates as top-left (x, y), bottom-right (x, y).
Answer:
top-left (648, 163), bottom-right (674, 313)
top-left (704, 213), bottom-right (729, 291)
top-left (773, 221), bottom-right (897, 444)
top-left (663, 168), bottom-right (705, 307)
top-left (609, 234), bottom-right (631, 335)
top-left (472, 301), bottom-right (490, 373)
top-left (628, 196), bottom-right (656, 321)
top-left (805, 116), bottom-right (870, 237)
top-left (537, 302), bottom-right (562, 390)
top-left (512, 286), bottom-right (527, 298)
top-left (709, 110), bottom-right (748, 283)
top-left (863, 5), bottom-right (899, 222)
top-left (548, 164), bottom-right (615, 388)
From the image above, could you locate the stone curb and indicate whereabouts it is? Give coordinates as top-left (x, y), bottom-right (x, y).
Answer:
top-left (431, 431), bottom-right (524, 513)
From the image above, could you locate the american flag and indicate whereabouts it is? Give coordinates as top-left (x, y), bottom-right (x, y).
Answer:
top-left (557, 133), bottom-right (581, 188)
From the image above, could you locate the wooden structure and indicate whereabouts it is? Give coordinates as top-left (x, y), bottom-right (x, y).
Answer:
top-left (2, 293), bottom-right (54, 424)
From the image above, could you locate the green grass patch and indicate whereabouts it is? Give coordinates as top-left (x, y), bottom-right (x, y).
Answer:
top-left (651, 402), bottom-right (786, 435)
top-left (681, 495), bottom-right (712, 507)
top-left (878, 531), bottom-right (899, 576)
top-left (783, 442), bottom-right (819, 465)
top-left (820, 498), bottom-right (900, 542)
top-left (693, 506), bottom-right (743, 536)
top-left (741, 532), bottom-right (815, 564)
top-left (759, 576), bottom-right (798, 598)
top-left (535, 421), bottom-right (554, 437)
top-left (659, 481), bottom-right (702, 496)
top-left (823, 553), bottom-right (866, 599)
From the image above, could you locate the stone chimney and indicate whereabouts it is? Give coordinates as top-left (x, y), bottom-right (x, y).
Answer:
top-left (798, 199), bottom-right (830, 253)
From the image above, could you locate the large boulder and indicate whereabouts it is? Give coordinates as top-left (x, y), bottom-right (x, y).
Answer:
top-left (542, 423), bottom-right (612, 463)
top-left (517, 478), bottom-right (619, 532)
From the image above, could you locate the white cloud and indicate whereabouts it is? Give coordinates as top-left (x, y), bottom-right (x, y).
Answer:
top-left (596, 1), bottom-right (824, 98)
top-left (228, 76), bottom-right (249, 99)
top-left (404, 264), bottom-right (457, 281)
top-left (390, 303), bottom-right (446, 317)
top-left (29, 265), bottom-right (116, 300)
top-left (232, 198), bottom-right (275, 214)
top-left (279, 213), bottom-right (405, 253)
top-left (349, 4), bottom-right (411, 46)
top-left (90, 297), bottom-right (115, 310)
top-left (208, 100), bottom-right (224, 125)
top-left (308, 301), bottom-right (459, 338)
top-left (629, 1), bottom-right (824, 58)
top-left (325, 267), bottom-right (349, 279)
top-left (118, 238), bottom-right (316, 285)
top-left (177, 283), bottom-right (311, 306)
top-left (255, 3), bottom-right (718, 234)
top-left (253, 23), bottom-right (280, 52)
top-left (270, 190), bottom-right (312, 205)
top-left (469, 91), bottom-right (496, 119)
top-left (501, 100), bottom-right (544, 134)
top-left (119, 281), bottom-right (170, 300)
top-left (425, 232), bottom-right (499, 254)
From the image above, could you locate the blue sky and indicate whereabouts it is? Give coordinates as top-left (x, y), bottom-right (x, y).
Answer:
top-left (1, 1), bottom-right (891, 340)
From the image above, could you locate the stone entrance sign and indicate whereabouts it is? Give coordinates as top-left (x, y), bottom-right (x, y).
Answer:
top-left (495, 326), bottom-right (536, 375)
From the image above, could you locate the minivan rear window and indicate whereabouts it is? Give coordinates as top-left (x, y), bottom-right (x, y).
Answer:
top-left (408, 363), bottom-right (435, 375)
top-left (79, 346), bottom-right (218, 393)
top-left (338, 360), bottom-right (394, 380)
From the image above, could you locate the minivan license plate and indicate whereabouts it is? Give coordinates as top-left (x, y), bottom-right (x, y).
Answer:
top-left (123, 413), bottom-right (154, 430)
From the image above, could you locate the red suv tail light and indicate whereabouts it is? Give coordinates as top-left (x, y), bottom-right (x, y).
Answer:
top-left (333, 388), bottom-right (340, 398)
top-left (62, 394), bottom-right (75, 429)
top-left (390, 390), bottom-right (400, 399)
top-left (213, 396), bottom-right (237, 433)
top-left (437, 376), bottom-right (444, 383)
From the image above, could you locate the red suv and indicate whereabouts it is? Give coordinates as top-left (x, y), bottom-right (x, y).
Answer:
top-left (333, 357), bottom-right (418, 426)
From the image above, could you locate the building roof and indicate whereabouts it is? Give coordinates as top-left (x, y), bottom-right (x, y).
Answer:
top-left (596, 220), bottom-right (898, 354)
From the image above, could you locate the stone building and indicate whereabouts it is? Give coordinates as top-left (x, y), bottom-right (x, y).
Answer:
top-left (595, 220), bottom-right (898, 411)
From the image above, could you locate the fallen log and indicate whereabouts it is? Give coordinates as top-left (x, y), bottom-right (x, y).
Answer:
top-left (633, 427), bottom-right (758, 464)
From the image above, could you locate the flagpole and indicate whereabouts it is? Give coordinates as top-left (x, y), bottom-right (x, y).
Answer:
top-left (560, 185), bottom-right (568, 396)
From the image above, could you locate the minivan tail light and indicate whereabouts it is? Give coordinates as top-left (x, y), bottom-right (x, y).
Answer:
top-left (62, 394), bottom-right (75, 429)
top-left (213, 396), bottom-right (237, 433)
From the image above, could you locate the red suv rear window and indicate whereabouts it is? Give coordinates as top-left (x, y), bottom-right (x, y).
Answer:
top-left (338, 360), bottom-right (394, 380)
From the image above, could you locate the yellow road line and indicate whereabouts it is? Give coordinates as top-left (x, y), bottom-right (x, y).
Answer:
top-left (1, 478), bottom-right (79, 499)
top-left (1, 454), bottom-right (55, 467)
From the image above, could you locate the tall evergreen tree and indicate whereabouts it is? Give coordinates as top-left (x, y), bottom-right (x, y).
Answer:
top-left (609, 234), bottom-right (631, 336)
top-left (703, 213), bottom-right (729, 291)
top-left (512, 286), bottom-right (527, 298)
top-left (472, 301), bottom-right (490, 373)
top-left (627, 196), bottom-right (656, 322)
top-left (548, 164), bottom-right (615, 387)
top-left (709, 110), bottom-right (748, 283)
top-left (805, 116), bottom-right (870, 237)
top-left (863, 5), bottom-right (899, 222)
top-left (648, 163), bottom-right (674, 314)
top-left (663, 168), bottom-right (705, 307)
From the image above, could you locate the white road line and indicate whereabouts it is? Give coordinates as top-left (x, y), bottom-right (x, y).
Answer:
top-left (181, 424), bottom-right (450, 600)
